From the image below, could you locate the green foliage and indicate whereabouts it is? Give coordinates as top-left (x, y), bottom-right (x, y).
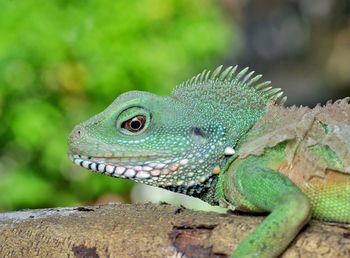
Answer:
top-left (0, 0), bottom-right (234, 211)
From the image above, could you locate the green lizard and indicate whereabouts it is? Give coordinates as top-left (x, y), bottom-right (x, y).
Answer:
top-left (68, 65), bottom-right (350, 257)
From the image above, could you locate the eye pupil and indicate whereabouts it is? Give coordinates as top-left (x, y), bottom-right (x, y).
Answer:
top-left (130, 119), bottom-right (141, 129)
top-left (122, 115), bottom-right (146, 133)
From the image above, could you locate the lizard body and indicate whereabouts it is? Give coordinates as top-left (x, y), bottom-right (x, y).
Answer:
top-left (226, 101), bottom-right (350, 221)
top-left (69, 66), bottom-right (350, 257)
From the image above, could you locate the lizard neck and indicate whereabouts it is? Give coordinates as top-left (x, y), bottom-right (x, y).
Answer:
top-left (161, 175), bottom-right (221, 206)
top-left (160, 105), bottom-right (271, 203)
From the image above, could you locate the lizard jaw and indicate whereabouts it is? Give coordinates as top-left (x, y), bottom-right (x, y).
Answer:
top-left (69, 149), bottom-right (227, 197)
top-left (68, 152), bottom-right (188, 182)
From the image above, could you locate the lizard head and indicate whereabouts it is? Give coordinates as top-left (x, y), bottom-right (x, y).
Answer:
top-left (68, 90), bottom-right (230, 196)
top-left (69, 66), bottom-right (285, 198)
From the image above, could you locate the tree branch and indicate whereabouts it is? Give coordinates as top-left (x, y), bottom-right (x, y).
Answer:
top-left (0, 203), bottom-right (349, 257)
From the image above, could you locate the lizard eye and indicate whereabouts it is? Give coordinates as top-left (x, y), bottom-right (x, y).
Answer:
top-left (116, 106), bottom-right (150, 135)
top-left (122, 115), bottom-right (146, 132)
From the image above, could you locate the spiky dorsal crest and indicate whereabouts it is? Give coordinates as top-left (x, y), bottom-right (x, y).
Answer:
top-left (171, 65), bottom-right (286, 145)
top-left (173, 65), bottom-right (286, 105)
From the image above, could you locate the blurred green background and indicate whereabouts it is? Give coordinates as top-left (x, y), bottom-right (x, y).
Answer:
top-left (0, 0), bottom-right (349, 212)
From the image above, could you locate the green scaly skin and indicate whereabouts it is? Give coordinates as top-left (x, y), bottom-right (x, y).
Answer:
top-left (69, 66), bottom-right (350, 257)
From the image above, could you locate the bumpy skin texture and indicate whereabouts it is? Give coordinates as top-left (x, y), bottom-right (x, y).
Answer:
top-left (223, 100), bottom-right (350, 257)
top-left (69, 66), bottom-right (350, 258)
top-left (234, 102), bottom-right (350, 221)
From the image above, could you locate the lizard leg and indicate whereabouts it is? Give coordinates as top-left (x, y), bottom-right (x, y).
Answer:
top-left (231, 166), bottom-right (312, 258)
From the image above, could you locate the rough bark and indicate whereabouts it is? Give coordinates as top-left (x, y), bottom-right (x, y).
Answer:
top-left (0, 203), bottom-right (349, 258)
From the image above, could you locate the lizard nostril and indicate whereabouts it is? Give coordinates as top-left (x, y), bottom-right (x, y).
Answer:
top-left (68, 127), bottom-right (85, 148)
top-left (73, 128), bottom-right (83, 140)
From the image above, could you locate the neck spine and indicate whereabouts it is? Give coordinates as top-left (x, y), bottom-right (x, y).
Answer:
top-left (172, 65), bottom-right (286, 147)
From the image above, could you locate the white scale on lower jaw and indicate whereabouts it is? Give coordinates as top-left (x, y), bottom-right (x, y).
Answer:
top-left (124, 169), bottom-right (136, 177)
top-left (136, 171), bottom-right (151, 179)
top-left (90, 163), bottom-right (97, 171)
top-left (115, 166), bottom-right (126, 175)
top-left (82, 161), bottom-right (91, 169)
top-left (97, 164), bottom-right (106, 172)
top-left (105, 165), bottom-right (115, 174)
top-left (74, 158), bottom-right (83, 166)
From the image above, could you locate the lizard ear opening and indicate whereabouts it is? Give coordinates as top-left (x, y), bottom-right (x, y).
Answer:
top-left (116, 106), bottom-right (151, 135)
top-left (191, 127), bottom-right (208, 145)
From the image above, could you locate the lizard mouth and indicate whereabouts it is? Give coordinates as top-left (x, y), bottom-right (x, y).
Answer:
top-left (69, 152), bottom-right (189, 181)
